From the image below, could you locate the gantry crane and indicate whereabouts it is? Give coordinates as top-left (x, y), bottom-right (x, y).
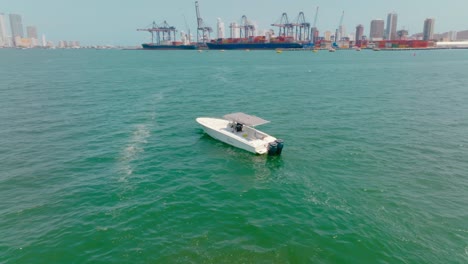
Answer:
top-left (293, 12), bottom-right (310, 41)
top-left (137, 21), bottom-right (177, 45)
top-left (271, 13), bottom-right (294, 38)
top-left (240, 15), bottom-right (255, 38)
top-left (195, 1), bottom-right (213, 43)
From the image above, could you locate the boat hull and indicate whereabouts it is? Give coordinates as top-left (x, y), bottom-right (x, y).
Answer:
top-left (206, 42), bottom-right (303, 50)
top-left (141, 43), bottom-right (197, 50)
top-left (196, 117), bottom-right (276, 154)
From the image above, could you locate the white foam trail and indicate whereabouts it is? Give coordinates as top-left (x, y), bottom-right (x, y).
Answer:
top-left (117, 92), bottom-right (163, 181)
top-left (118, 124), bottom-right (150, 181)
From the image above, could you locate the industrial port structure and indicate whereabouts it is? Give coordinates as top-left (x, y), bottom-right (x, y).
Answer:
top-left (137, 1), bottom-right (437, 50)
top-left (137, 21), bottom-right (177, 45)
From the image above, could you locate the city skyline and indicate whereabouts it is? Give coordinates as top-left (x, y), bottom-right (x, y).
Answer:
top-left (1, 0), bottom-right (467, 45)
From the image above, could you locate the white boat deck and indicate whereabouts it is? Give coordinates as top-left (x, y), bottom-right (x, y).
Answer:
top-left (196, 115), bottom-right (278, 155)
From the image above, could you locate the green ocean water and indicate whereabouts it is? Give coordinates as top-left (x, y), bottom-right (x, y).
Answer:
top-left (0, 48), bottom-right (467, 263)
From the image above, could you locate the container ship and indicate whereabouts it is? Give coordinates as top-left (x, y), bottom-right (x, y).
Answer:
top-left (206, 36), bottom-right (303, 50)
top-left (141, 42), bottom-right (196, 50)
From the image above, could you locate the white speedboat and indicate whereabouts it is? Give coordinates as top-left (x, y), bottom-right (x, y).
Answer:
top-left (196, 112), bottom-right (284, 155)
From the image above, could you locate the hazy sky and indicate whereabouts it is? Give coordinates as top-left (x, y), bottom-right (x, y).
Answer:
top-left (1, 0), bottom-right (467, 45)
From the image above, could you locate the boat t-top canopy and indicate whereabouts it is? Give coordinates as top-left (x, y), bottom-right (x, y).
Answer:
top-left (223, 112), bottom-right (270, 127)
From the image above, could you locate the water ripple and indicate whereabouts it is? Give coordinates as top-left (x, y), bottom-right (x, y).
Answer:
top-left (1, 49), bottom-right (468, 263)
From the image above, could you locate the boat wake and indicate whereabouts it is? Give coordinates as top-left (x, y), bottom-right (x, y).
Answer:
top-left (211, 66), bottom-right (230, 84)
top-left (118, 124), bottom-right (151, 181)
top-left (117, 92), bottom-right (164, 181)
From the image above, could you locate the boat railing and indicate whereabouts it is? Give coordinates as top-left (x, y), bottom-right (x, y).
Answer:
top-left (243, 126), bottom-right (267, 140)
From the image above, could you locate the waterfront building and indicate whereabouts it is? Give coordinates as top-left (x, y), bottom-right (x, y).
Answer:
top-left (355, 24), bottom-right (364, 43)
top-left (30, 38), bottom-right (39, 47)
top-left (311, 27), bottom-right (319, 43)
top-left (46, 40), bottom-right (54, 48)
top-left (423, 18), bottom-right (435, 40)
top-left (337, 25), bottom-right (346, 41)
top-left (4, 36), bottom-right (13, 47)
top-left (217, 18), bottom-right (225, 39)
top-left (14, 36), bottom-right (32, 48)
top-left (41, 34), bottom-right (47, 47)
top-left (0, 13), bottom-right (8, 47)
top-left (457, 30), bottom-right (468, 40)
top-left (324, 31), bottom-right (332, 41)
top-left (14, 36), bottom-right (21, 46)
top-left (71, 41), bottom-right (80, 48)
top-left (385, 13), bottom-right (398, 40)
top-left (26, 26), bottom-right (38, 47)
top-left (370, 19), bottom-right (384, 41)
top-left (229, 22), bottom-right (239, 38)
top-left (26, 26), bottom-right (38, 39)
top-left (58, 40), bottom-right (66, 48)
top-left (448, 31), bottom-right (457, 41)
top-left (9, 14), bottom-right (24, 39)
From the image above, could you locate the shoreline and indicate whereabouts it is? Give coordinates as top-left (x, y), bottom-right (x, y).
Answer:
top-left (2, 46), bottom-right (468, 51)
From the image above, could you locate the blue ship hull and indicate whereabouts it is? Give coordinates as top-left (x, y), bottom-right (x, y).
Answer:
top-left (206, 42), bottom-right (303, 50)
top-left (141, 43), bottom-right (197, 50)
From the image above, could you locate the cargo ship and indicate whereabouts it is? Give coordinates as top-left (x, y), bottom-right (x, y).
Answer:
top-left (141, 42), bottom-right (197, 50)
top-left (206, 36), bottom-right (303, 50)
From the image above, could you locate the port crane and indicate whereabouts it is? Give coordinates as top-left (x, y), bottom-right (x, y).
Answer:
top-left (271, 13), bottom-right (294, 38)
top-left (293, 12), bottom-right (310, 41)
top-left (195, 1), bottom-right (213, 43)
top-left (137, 21), bottom-right (177, 45)
top-left (240, 15), bottom-right (255, 38)
top-left (333, 11), bottom-right (344, 48)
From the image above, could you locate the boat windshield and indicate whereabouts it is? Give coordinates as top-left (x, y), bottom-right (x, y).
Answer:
top-left (223, 112), bottom-right (270, 127)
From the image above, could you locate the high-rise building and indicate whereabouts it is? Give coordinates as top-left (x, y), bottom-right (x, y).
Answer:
top-left (448, 31), bottom-right (457, 41)
top-left (385, 13), bottom-right (398, 40)
top-left (58, 40), bottom-right (66, 48)
top-left (229, 22), bottom-right (239, 38)
top-left (217, 18), bottom-right (225, 39)
top-left (423, 18), bottom-right (435, 40)
top-left (355, 24), bottom-right (364, 42)
top-left (41, 34), bottom-right (47, 47)
top-left (311, 27), bottom-right (319, 43)
top-left (457, 30), bottom-right (468, 40)
top-left (324, 31), bottom-right (332, 41)
top-left (370, 19), bottom-right (385, 41)
top-left (26, 26), bottom-right (38, 39)
top-left (337, 25), bottom-right (346, 41)
top-left (0, 13), bottom-right (8, 47)
top-left (9, 14), bottom-right (24, 38)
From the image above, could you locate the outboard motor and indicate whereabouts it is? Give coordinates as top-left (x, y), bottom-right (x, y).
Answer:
top-left (268, 141), bottom-right (278, 156)
top-left (275, 139), bottom-right (284, 155)
top-left (235, 123), bottom-right (243, 132)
